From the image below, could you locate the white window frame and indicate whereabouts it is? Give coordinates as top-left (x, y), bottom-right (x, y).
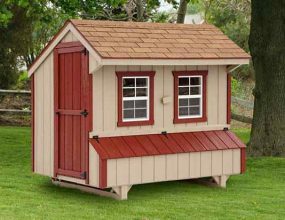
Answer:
top-left (122, 76), bottom-right (150, 122)
top-left (178, 75), bottom-right (203, 119)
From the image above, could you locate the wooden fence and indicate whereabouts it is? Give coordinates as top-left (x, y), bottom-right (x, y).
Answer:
top-left (0, 89), bottom-right (31, 115)
top-left (0, 89), bottom-right (254, 123)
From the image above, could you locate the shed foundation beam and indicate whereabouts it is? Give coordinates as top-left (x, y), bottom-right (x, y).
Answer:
top-left (52, 179), bottom-right (130, 200)
top-left (212, 175), bottom-right (229, 188)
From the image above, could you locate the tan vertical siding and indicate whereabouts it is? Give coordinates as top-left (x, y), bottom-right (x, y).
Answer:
top-left (106, 149), bottom-right (242, 188)
top-left (154, 155), bottom-right (166, 181)
top-left (34, 53), bottom-right (54, 177)
top-left (218, 66), bottom-right (227, 124)
top-left (89, 144), bottom-right (99, 187)
top-left (92, 65), bottom-right (228, 137)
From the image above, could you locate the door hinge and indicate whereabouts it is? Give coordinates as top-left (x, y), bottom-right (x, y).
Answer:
top-left (80, 171), bottom-right (87, 179)
top-left (83, 48), bottom-right (87, 55)
top-left (80, 109), bottom-right (88, 117)
top-left (93, 135), bottom-right (99, 143)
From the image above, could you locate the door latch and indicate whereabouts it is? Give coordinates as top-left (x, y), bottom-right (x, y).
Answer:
top-left (80, 109), bottom-right (88, 117)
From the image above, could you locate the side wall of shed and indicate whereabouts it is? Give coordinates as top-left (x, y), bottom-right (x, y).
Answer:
top-left (91, 65), bottom-right (228, 137)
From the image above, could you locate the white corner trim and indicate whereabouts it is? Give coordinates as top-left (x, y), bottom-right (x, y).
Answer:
top-left (28, 23), bottom-right (102, 77)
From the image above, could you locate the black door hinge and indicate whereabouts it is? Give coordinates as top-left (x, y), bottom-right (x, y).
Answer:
top-left (83, 48), bottom-right (87, 55)
top-left (80, 109), bottom-right (88, 117)
top-left (80, 171), bottom-right (87, 179)
top-left (93, 135), bottom-right (99, 143)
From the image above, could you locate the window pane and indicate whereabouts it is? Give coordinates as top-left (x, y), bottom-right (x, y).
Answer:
top-left (123, 88), bottom-right (135, 97)
top-left (179, 77), bottom-right (189, 86)
top-left (179, 107), bottom-right (188, 116)
top-left (179, 98), bottom-right (188, 107)
top-left (135, 100), bottom-right (147, 108)
top-left (179, 87), bottom-right (189, 95)
top-left (124, 109), bottom-right (134, 119)
top-left (189, 107), bottom-right (200, 116)
top-left (136, 88), bottom-right (147, 96)
top-left (123, 100), bottom-right (134, 109)
top-left (190, 87), bottom-right (200, 95)
top-left (135, 109), bottom-right (147, 118)
top-left (190, 77), bottom-right (201, 85)
top-left (123, 78), bottom-right (135, 87)
top-left (136, 78), bottom-right (147, 87)
top-left (189, 98), bottom-right (200, 106)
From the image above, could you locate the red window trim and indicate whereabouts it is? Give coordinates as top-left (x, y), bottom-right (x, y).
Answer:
top-left (116, 71), bottom-right (155, 127)
top-left (173, 70), bottom-right (208, 124)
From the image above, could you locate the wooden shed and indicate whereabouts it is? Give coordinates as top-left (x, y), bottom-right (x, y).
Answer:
top-left (28, 19), bottom-right (250, 200)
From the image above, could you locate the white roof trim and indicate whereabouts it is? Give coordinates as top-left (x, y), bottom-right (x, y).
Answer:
top-left (28, 23), bottom-right (101, 77)
top-left (101, 58), bottom-right (250, 66)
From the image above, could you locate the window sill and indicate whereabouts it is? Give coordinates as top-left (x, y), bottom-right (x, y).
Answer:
top-left (173, 116), bottom-right (207, 124)
top-left (117, 119), bottom-right (154, 127)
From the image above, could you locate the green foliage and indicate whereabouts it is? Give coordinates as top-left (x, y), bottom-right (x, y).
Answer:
top-left (0, 1), bottom-right (33, 89)
top-left (231, 77), bottom-right (241, 97)
top-left (150, 11), bottom-right (172, 23)
top-left (15, 71), bottom-right (30, 90)
top-left (187, 2), bottom-right (202, 14)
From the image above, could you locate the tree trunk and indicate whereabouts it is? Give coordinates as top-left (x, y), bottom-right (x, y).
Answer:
top-left (177, 0), bottom-right (188, 23)
top-left (136, 0), bottom-right (144, 22)
top-left (249, 0), bottom-right (285, 156)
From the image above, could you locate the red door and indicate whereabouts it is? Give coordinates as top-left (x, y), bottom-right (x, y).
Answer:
top-left (54, 42), bottom-right (92, 181)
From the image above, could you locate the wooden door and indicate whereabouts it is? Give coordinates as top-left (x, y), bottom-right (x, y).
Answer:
top-left (54, 42), bottom-right (92, 181)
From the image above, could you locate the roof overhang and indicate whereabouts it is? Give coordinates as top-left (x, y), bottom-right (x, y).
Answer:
top-left (28, 20), bottom-right (250, 77)
top-left (28, 21), bottom-right (102, 77)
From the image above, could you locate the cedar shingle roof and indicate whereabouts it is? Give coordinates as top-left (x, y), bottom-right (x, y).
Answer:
top-left (71, 19), bottom-right (250, 60)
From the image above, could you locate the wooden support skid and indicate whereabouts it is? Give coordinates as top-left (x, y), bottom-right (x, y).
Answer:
top-left (52, 179), bottom-right (132, 200)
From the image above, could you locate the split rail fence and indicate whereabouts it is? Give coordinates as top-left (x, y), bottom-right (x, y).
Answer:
top-left (0, 89), bottom-right (253, 124)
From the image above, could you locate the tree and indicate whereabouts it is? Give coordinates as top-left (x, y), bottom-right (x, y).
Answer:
top-left (176, 0), bottom-right (198, 23)
top-left (249, 0), bottom-right (285, 156)
top-left (0, 1), bottom-right (33, 89)
top-left (177, 0), bottom-right (188, 23)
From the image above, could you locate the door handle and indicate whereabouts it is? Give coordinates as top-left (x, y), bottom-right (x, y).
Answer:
top-left (80, 109), bottom-right (88, 117)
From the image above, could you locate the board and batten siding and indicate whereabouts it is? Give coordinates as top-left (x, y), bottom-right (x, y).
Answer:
top-left (33, 52), bottom-right (54, 176)
top-left (106, 149), bottom-right (241, 188)
top-left (91, 65), bottom-right (228, 137)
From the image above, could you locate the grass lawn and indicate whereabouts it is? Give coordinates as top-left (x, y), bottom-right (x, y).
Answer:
top-left (0, 126), bottom-right (284, 220)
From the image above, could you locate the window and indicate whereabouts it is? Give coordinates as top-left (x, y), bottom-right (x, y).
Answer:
top-left (173, 71), bottom-right (207, 123)
top-left (116, 71), bottom-right (155, 126)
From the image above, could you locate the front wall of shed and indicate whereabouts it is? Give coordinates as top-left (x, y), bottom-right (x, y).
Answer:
top-left (34, 52), bottom-right (54, 176)
top-left (33, 31), bottom-right (99, 178)
top-left (92, 65), bottom-right (228, 137)
top-left (106, 149), bottom-right (241, 188)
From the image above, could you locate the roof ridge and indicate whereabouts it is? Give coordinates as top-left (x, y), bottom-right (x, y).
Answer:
top-left (70, 19), bottom-right (216, 28)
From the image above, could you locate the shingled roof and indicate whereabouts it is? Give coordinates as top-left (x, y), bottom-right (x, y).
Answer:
top-left (70, 19), bottom-right (250, 60)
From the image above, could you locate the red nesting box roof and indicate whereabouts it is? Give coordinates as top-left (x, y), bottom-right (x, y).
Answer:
top-left (89, 130), bottom-right (245, 160)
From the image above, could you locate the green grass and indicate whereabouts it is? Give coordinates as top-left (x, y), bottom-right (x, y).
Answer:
top-left (0, 126), bottom-right (284, 220)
